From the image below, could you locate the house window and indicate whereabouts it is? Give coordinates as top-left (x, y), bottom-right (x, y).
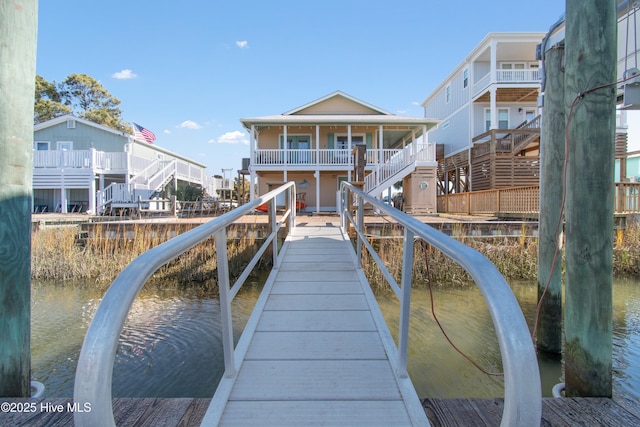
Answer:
top-left (336, 134), bottom-right (364, 150)
top-left (67, 119), bottom-right (76, 129)
top-left (485, 109), bottom-right (509, 131)
top-left (57, 141), bottom-right (73, 151)
top-left (463, 69), bottom-right (469, 89)
top-left (445, 84), bottom-right (451, 103)
top-left (35, 141), bottom-right (49, 151)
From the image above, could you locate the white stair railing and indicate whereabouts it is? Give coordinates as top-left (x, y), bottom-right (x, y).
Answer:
top-left (365, 143), bottom-right (435, 195)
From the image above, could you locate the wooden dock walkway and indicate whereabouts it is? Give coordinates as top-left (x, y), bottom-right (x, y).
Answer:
top-left (3, 397), bottom-right (640, 426)
top-left (201, 223), bottom-right (427, 425)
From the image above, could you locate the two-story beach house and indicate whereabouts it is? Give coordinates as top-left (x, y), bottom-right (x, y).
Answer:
top-left (422, 32), bottom-right (546, 194)
top-left (33, 115), bottom-right (220, 214)
top-left (241, 91), bottom-right (440, 214)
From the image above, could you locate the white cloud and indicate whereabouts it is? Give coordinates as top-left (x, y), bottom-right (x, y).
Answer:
top-left (236, 40), bottom-right (248, 49)
top-left (112, 69), bottom-right (137, 79)
top-left (163, 129), bottom-right (171, 134)
top-left (215, 130), bottom-right (249, 145)
top-left (178, 120), bottom-right (202, 130)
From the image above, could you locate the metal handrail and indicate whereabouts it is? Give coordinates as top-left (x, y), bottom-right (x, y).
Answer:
top-left (339, 182), bottom-right (541, 427)
top-left (74, 182), bottom-right (297, 427)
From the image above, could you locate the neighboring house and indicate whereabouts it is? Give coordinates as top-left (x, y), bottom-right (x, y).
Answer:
top-left (240, 91), bottom-right (440, 214)
top-left (33, 115), bottom-right (218, 214)
top-left (421, 32), bottom-right (546, 194)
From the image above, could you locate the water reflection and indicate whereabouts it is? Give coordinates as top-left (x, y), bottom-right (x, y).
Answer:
top-left (31, 277), bottom-right (640, 399)
top-left (30, 281), bottom-right (263, 397)
top-left (375, 277), bottom-right (640, 399)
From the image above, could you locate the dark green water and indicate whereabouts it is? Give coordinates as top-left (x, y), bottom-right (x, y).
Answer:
top-left (31, 277), bottom-right (640, 399)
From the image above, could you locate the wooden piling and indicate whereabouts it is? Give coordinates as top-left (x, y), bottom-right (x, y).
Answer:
top-left (0, 1), bottom-right (38, 397)
top-left (564, 0), bottom-right (616, 397)
top-left (537, 42), bottom-right (565, 354)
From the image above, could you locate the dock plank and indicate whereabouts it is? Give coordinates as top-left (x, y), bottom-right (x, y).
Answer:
top-left (219, 401), bottom-right (412, 427)
top-left (245, 331), bottom-right (387, 360)
top-left (256, 310), bottom-right (377, 332)
top-left (229, 360), bottom-right (402, 401)
top-left (270, 281), bottom-right (362, 294)
top-left (265, 294), bottom-right (368, 311)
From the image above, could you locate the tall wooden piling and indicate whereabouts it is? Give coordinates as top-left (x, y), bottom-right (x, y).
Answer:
top-left (0, 1), bottom-right (38, 397)
top-left (564, 0), bottom-right (616, 397)
top-left (537, 42), bottom-right (565, 354)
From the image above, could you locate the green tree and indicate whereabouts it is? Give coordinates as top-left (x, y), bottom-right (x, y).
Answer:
top-left (34, 75), bottom-right (71, 123)
top-left (58, 73), bottom-right (130, 132)
top-left (34, 74), bottom-right (130, 133)
top-left (173, 183), bottom-right (204, 202)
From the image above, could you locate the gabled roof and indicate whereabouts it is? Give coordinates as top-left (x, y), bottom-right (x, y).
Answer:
top-left (34, 114), bottom-right (130, 138)
top-left (283, 90), bottom-right (394, 116)
top-left (241, 91), bottom-right (439, 130)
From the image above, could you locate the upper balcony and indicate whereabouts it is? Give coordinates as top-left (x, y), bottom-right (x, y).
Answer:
top-left (473, 69), bottom-right (540, 101)
top-left (251, 144), bottom-right (436, 172)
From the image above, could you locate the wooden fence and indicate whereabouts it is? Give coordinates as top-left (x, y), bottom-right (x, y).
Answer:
top-left (437, 183), bottom-right (640, 215)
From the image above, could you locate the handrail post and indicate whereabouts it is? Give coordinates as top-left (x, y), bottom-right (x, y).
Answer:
top-left (215, 228), bottom-right (236, 377)
top-left (357, 193), bottom-right (363, 267)
top-left (397, 228), bottom-right (415, 378)
top-left (270, 198), bottom-right (279, 268)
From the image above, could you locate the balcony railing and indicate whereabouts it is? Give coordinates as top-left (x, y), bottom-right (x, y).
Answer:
top-left (253, 146), bottom-right (436, 169)
top-left (473, 69), bottom-right (540, 97)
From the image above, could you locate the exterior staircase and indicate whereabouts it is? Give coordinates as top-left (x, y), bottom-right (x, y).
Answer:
top-left (97, 159), bottom-right (177, 214)
top-left (364, 143), bottom-right (436, 198)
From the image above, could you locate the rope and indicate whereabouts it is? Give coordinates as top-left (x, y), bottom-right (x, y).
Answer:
top-left (421, 240), bottom-right (503, 377)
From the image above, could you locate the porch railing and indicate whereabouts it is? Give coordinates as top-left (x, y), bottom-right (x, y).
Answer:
top-left (340, 182), bottom-right (541, 427)
top-left (437, 183), bottom-right (640, 215)
top-left (252, 147), bottom-right (437, 168)
top-left (473, 69), bottom-right (540, 97)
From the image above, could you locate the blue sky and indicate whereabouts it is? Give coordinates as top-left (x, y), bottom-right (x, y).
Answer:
top-left (37, 1), bottom-right (636, 176)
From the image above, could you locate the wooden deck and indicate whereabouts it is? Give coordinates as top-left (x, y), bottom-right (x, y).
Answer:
top-left (201, 223), bottom-right (427, 425)
top-left (3, 397), bottom-right (640, 426)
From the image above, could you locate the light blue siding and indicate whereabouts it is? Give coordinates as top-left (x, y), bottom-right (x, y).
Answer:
top-left (34, 121), bottom-right (127, 151)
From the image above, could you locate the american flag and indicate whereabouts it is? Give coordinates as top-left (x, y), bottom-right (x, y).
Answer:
top-left (133, 122), bottom-right (156, 143)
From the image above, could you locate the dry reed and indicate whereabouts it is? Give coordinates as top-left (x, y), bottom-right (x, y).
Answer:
top-left (31, 223), bottom-right (269, 292)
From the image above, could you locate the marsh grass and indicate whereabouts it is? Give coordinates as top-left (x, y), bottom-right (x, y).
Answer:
top-left (360, 232), bottom-right (538, 291)
top-left (31, 223), bottom-right (269, 292)
top-left (361, 222), bottom-right (640, 291)
top-left (614, 221), bottom-right (640, 277)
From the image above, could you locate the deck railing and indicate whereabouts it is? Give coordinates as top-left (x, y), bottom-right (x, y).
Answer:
top-left (437, 183), bottom-right (640, 215)
top-left (340, 182), bottom-right (541, 427)
top-left (74, 182), bottom-right (297, 427)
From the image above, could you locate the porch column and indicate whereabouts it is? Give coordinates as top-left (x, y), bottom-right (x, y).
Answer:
top-left (249, 170), bottom-right (256, 202)
top-left (412, 130), bottom-right (417, 157)
top-left (490, 87), bottom-right (498, 130)
top-left (250, 125), bottom-right (256, 201)
top-left (423, 125), bottom-right (428, 159)
top-left (250, 125), bottom-right (256, 166)
top-left (347, 125), bottom-right (352, 182)
top-left (490, 40), bottom-right (497, 84)
top-left (283, 125), bottom-right (288, 182)
top-left (315, 170), bottom-right (320, 214)
top-left (89, 177), bottom-right (96, 214)
top-left (60, 174), bottom-right (67, 213)
top-left (315, 125), bottom-right (319, 163)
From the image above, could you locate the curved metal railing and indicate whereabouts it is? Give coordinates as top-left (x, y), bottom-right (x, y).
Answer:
top-left (74, 182), bottom-right (297, 426)
top-left (339, 182), bottom-right (541, 427)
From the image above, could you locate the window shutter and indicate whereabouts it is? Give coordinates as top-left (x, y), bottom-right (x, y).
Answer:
top-left (328, 133), bottom-right (334, 149)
